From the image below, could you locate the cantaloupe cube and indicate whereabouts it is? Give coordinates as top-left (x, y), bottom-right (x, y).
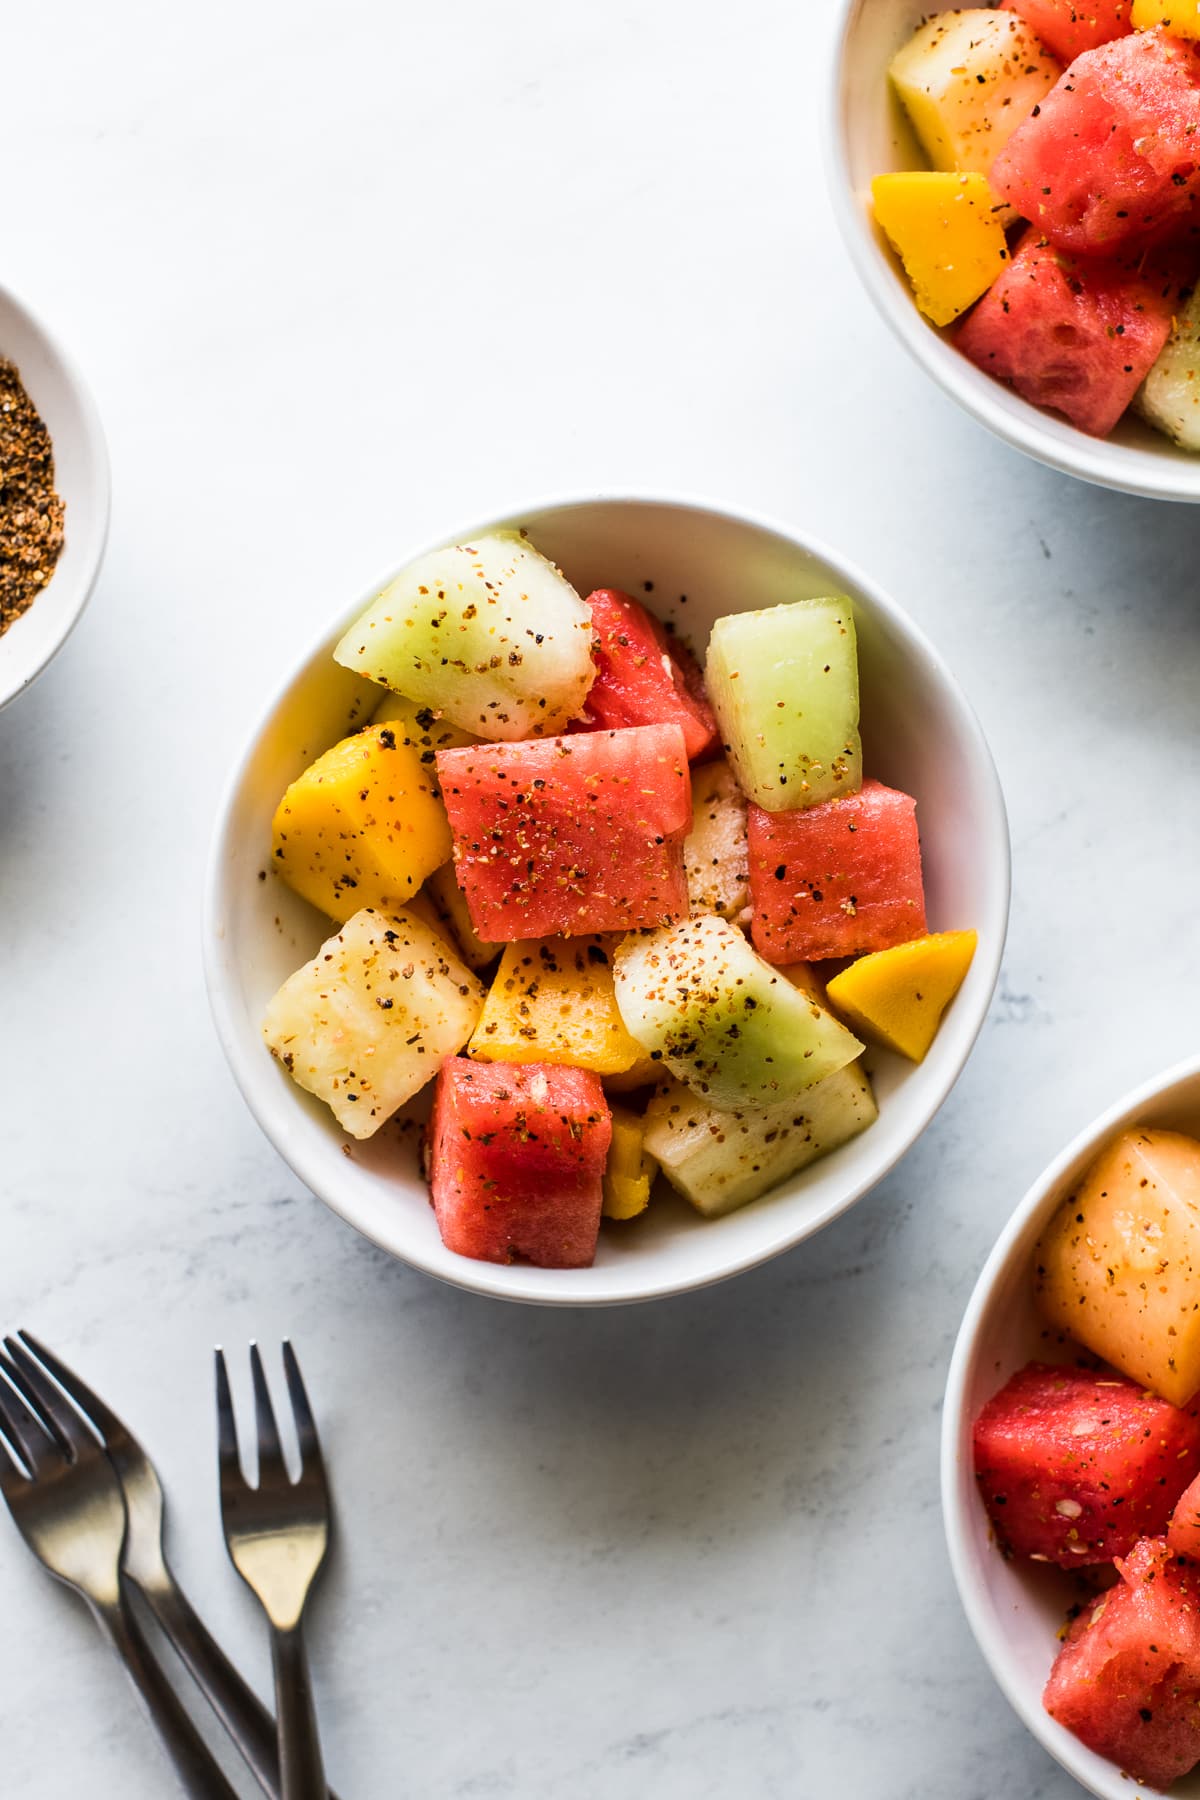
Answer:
top-left (272, 722), bottom-right (451, 922)
top-left (1036, 1128), bottom-right (1200, 1405)
top-left (824, 930), bottom-right (977, 1062)
top-left (603, 1105), bottom-right (657, 1220)
top-left (468, 936), bottom-right (645, 1075)
top-left (1131, 0), bottom-right (1200, 38)
top-left (262, 907), bottom-right (484, 1137)
top-left (890, 11), bottom-right (1060, 179)
top-left (872, 172), bottom-right (1010, 327)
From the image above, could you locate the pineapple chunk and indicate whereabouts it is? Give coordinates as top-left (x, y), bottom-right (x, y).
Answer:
top-left (423, 862), bottom-right (499, 972)
top-left (889, 11), bottom-right (1060, 180)
top-left (684, 759), bottom-right (749, 919)
top-left (1137, 286), bottom-right (1200, 451)
top-left (1131, 0), bottom-right (1200, 36)
top-left (262, 907), bottom-right (484, 1138)
top-left (603, 1104), bottom-right (657, 1220)
top-left (613, 914), bottom-right (864, 1110)
top-left (825, 930), bottom-right (977, 1063)
top-left (271, 722), bottom-right (452, 923)
top-left (333, 532), bottom-right (596, 741)
top-left (1036, 1129), bottom-right (1200, 1406)
top-left (704, 600), bottom-right (862, 812)
top-left (643, 1061), bottom-right (878, 1217)
top-left (872, 172), bottom-right (1010, 328)
top-left (468, 936), bottom-right (645, 1074)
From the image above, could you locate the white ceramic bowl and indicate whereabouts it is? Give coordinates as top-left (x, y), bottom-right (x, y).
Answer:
top-left (943, 1055), bottom-right (1200, 1798)
top-left (204, 494), bottom-right (1010, 1305)
top-left (0, 285), bottom-right (110, 710)
top-left (829, 0), bottom-right (1200, 502)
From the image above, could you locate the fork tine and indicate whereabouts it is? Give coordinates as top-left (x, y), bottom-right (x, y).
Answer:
top-left (215, 1348), bottom-right (246, 1500)
top-left (17, 1330), bottom-right (125, 1447)
top-left (249, 1343), bottom-right (286, 1484)
top-left (4, 1337), bottom-right (96, 1461)
top-left (0, 1360), bottom-right (58, 1478)
top-left (281, 1340), bottom-right (325, 1486)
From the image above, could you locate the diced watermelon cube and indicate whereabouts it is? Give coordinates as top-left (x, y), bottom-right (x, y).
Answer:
top-left (956, 228), bottom-right (1181, 436)
top-left (991, 31), bottom-right (1200, 254)
top-left (746, 778), bottom-right (925, 964)
top-left (973, 1364), bottom-right (1200, 1567)
top-left (427, 1058), bottom-right (612, 1267)
top-left (436, 724), bottom-right (692, 941)
top-left (574, 589), bottom-right (718, 761)
top-left (1002, 0), bottom-right (1131, 65)
top-left (1169, 1471), bottom-right (1200, 1559)
top-left (1044, 1538), bottom-right (1200, 1789)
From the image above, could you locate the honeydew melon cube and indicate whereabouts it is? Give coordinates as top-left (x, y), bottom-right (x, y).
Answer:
top-left (1137, 286), bottom-right (1200, 451)
top-left (704, 600), bottom-right (862, 812)
top-left (889, 11), bottom-right (1060, 182)
top-left (642, 1060), bottom-right (878, 1217)
top-left (262, 907), bottom-right (484, 1138)
top-left (612, 913), bottom-right (863, 1110)
top-left (684, 758), bottom-right (749, 920)
top-left (333, 532), bottom-right (596, 741)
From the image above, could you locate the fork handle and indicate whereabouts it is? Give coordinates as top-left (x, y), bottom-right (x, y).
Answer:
top-left (271, 1624), bottom-right (326, 1800)
top-left (91, 1590), bottom-right (240, 1799)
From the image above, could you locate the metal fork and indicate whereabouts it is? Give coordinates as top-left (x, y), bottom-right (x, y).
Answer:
top-left (0, 1347), bottom-right (238, 1799)
top-left (216, 1343), bottom-right (330, 1800)
top-left (11, 1330), bottom-right (330, 1800)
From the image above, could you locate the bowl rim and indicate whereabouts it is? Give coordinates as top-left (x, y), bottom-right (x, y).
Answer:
top-left (941, 1050), bottom-right (1200, 1797)
top-left (203, 487), bottom-right (1011, 1305)
top-left (0, 281), bottom-right (111, 711)
top-left (824, 0), bottom-right (1200, 505)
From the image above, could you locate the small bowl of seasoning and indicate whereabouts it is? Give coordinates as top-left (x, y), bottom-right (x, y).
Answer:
top-left (0, 284), bottom-right (109, 711)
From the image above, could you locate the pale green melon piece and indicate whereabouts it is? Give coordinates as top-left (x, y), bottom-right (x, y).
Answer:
top-left (612, 914), bottom-right (863, 1111)
top-left (262, 906), bottom-right (483, 1139)
top-left (642, 1060), bottom-right (877, 1217)
top-left (1138, 288), bottom-right (1200, 453)
top-left (704, 599), bottom-right (862, 812)
top-left (333, 532), bottom-right (596, 741)
top-left (890, 12), bottom-right (1059, 183)
top-left (683, 758), bottom-right (749, 920)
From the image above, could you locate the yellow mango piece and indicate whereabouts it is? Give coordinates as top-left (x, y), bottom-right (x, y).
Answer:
top-left (469, 936), bottom-right (645, 1074)
top-left (871, 172), bottom-right (1009, 327)
top-left (1035, 1129), bottom-right (1200, 1406)
top-left (603, 1104), bottom-right (657, 1221)
top-left (825, 930), bottom-right (977, 1063)
top-left (1132, 0), bottom-right (1200, 36)
top-left (603, 1047), bottom-right (662, 1094)
top-left (371, 691), bottom-right (479, 794)
top-left (272, 722), bottom-right (452, 923)
top-left (423, 862), bottom-right (500, 973)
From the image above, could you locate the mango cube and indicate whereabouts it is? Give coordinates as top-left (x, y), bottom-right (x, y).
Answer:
top-left (1131, 0), bottom-right (1200, 36)
top-left (1035, 1129), bottom-right (1200, 1406)
top-left (872, 172), bottom-right (1009, 327)
top-left (469, 936), bottom-right (645, 1075)
top-left (272, 722), bottom-right (452, 922)
top-left (824, 930), bottom-right (977, 1063)
top-left (424, 861), bottom-right (500, 972)
top-left (603, 1104), bottom-right (657, 1220)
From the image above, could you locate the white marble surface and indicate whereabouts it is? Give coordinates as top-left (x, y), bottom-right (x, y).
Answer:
top-left (2, 3), bottom-right (1199, 1795)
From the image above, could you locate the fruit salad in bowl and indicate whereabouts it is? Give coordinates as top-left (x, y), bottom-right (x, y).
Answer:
top-left (831, 0), bottom-right (1200, 498)
top-left (944, 1057), bottom-right (1200, 1797)
top-left (205, 496), bottom-right (1008, 1304)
